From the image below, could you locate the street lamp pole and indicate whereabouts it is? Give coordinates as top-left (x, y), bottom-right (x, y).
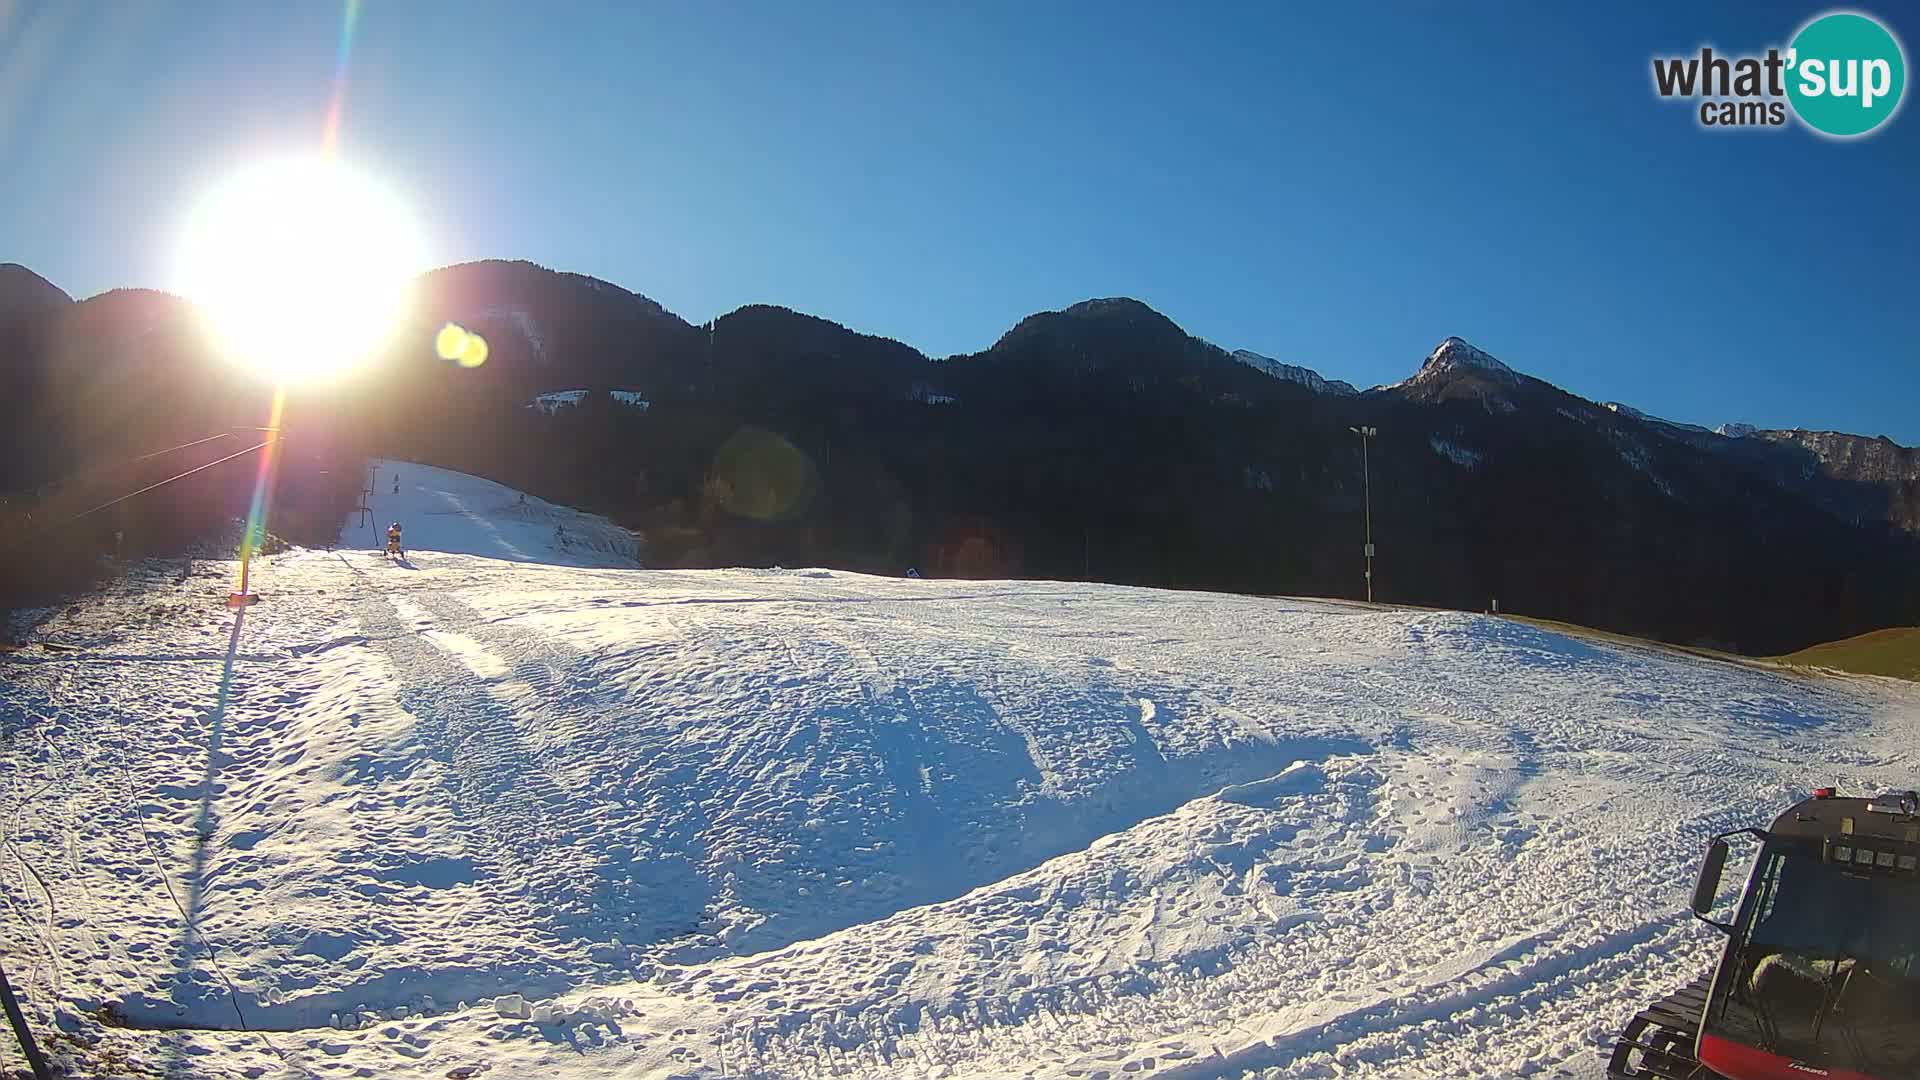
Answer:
top-left (1349, 426), bottom-right (1376, 603)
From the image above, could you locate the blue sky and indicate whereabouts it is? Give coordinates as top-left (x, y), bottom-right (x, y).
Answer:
top-left (4, 1), bottom-right (1916, 439)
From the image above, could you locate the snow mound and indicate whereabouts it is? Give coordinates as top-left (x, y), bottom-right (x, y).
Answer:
top-left (1, 524), bottom-right (1915, 1078)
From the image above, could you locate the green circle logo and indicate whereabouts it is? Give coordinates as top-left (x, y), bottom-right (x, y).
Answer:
top-left (1787, 12), bottom-right (1907, 137)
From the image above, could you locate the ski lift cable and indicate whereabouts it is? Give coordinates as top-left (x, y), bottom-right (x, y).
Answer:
top-left (127, 431), bottom-right (244, 464)
top-left (1, 431), bottom-right (242, 503)
top-left (0, 439), bottom-right (274, 555)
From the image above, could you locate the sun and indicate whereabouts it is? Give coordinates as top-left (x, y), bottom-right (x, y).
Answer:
top-left (176, 155), bottom-right (428, 382)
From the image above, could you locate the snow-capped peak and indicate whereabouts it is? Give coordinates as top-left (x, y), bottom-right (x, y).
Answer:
top-left (1231, 349), bottom-right (1358, 395)
top-left (1420, 336), bottom-right (1515, 378)
top-left (1378, 336), bottom-right (1523, 401)
top-left (1717, 422), bottom-right (1758, 439)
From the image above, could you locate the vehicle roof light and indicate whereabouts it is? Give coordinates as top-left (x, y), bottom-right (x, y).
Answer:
top-left (1813, 787), bottom-right (1837, 799)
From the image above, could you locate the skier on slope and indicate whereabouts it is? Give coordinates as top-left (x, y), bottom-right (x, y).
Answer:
top-left (386, 521), bottom-right (404, 558)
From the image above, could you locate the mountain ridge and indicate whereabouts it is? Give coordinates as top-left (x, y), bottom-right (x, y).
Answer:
top-left (6, 257), bottom-right (1918, 655)
top-left (1230, 349), bottom-right (1358, 396)
top-left (0, 262), bottom-right (75, 328)
top-left (3, 259), bottom-right (1906, 452)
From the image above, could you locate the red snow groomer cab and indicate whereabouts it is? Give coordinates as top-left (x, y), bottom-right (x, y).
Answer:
top-left (1610, 788), bottom-right (1920, 1080)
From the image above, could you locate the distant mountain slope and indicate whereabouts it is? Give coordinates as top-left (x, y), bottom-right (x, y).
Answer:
top-left (3, 258), bottom-right (1916, 653)
top-left (955, 297), bottom-right (1243, 398)
top-left (0, 283), bottom-right (272, 494)
top-left (1745, 428), bottom-right (1920, 529)
top-left (1603, 401), bottom-right (1714, 436)
top-left (0, 262), bottom-right (72, 328)
top-left (1231, 349), bottom-right (1357, 395)
top-left (397, 259), bottom-right (703, 393)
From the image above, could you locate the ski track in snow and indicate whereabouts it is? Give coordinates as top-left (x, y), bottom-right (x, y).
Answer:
top-left (0, 460), bottom-right (1915, 1079)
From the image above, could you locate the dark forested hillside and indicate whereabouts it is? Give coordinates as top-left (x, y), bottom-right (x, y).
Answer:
top-left (0, 282), bottom-right (362, 613)
top-left (5, 258), bottom-right (1916, 654)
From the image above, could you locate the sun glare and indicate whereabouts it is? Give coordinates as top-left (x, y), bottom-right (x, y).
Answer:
top-left (176, 155), bottom-right (427, 382)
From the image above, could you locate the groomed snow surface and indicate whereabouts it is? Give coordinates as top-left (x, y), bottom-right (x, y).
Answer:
top-left (2, 462), bottom-right (1916, 1079)
top-left (355, 461), bottom-right (639, 568)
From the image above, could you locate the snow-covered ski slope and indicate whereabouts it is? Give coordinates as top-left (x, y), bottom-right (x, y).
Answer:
top-left (352, 460), bottom-right (640, 567)
top-left (1, 465), bottom-right (1915, 1080)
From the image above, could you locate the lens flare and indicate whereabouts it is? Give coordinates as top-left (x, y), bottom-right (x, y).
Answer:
top-left (176, 154), bottom-right (427, 382)
top-left (436, 323), bottom-right (468, 360)
top-left (436, 322), bottom-right (489, 368)
top-left (709, 428), bottom-right (817, 522)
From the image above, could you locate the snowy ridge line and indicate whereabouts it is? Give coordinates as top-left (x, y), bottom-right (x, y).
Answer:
top-left (1229, 350), bottom-right (1359, 396)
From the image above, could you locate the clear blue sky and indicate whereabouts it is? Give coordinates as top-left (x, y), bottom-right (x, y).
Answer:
top-left (4, 1), bottom-right (1916, 440)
